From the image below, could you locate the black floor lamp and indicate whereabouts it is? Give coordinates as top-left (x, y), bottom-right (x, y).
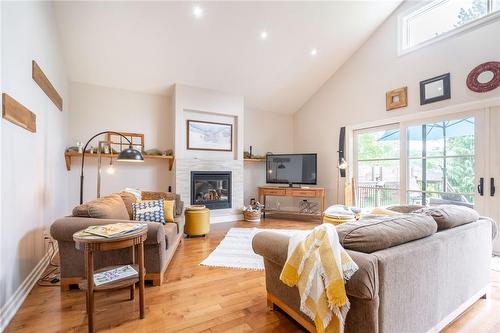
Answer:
top-left (80, 131), bottom-right (144, 204)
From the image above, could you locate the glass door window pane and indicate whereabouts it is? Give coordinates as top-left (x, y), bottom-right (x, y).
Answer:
top-left (407, 117), bottom-right (475, 207)
top-left (355, 127), bottom-right (400, 208)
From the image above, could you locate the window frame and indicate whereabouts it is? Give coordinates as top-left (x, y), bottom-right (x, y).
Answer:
top-left (353, 123), bottom-right (403, 208)
top-left (405, 117), bottom-right (476, 206)
top-left (398, 0), bottom-right (500, 56)
top-left (352, 111), bottom-right (478, 208)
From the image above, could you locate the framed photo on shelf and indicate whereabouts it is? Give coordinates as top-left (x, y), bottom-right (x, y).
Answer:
top-left (420, 73), bottom-right (450, 105)
top-left (187, 120), bottom-right (233, 151)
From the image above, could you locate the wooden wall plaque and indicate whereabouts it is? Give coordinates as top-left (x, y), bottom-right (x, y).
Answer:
top-left (32, 60), bottom-right (63, 111)
top-left (2, 93), bottom-right (37, 133)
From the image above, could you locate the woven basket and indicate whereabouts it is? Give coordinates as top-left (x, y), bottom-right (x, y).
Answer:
top-left (243, 210), bottom-right (262, 222)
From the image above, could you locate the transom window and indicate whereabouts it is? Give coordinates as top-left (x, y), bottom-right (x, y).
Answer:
top-left (400, 0), bottom-right (500, 53)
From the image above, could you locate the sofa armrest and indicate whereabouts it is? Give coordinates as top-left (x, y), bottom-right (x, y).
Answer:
top-left (252, 231), bottom-right (289, 266)
top-left (50, 217), bottom-right (165, 245)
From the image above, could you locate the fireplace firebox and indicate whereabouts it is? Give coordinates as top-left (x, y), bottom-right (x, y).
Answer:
top-left (191, 171), bottom-right (232, 210)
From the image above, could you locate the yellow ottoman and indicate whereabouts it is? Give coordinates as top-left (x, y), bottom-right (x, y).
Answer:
top-left (322, 215), bottom-right (356, 225)
top-left (184, 207), bottom-right (210, 237)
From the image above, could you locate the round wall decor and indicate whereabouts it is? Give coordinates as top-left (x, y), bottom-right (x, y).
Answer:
top-left (466, 61), bottom-right (500, 93)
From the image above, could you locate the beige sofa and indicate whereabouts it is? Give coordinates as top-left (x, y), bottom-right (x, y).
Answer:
top-left (51, 191), bottom-right (184, 290)
top-left (253, 205), bottom-right (497, 333)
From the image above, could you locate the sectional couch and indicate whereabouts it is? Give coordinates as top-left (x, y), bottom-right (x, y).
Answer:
top-left (253, 205), bottom-right (497, 333)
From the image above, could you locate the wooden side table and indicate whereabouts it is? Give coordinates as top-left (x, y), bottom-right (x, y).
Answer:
top-left (73, 227), bottom-right (147, 333)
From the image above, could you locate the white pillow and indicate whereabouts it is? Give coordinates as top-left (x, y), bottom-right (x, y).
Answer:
top-left (124, 187), bottom-right (142, 201)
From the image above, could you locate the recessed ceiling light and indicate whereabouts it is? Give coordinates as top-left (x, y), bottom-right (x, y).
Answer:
top-left (310, 48), bottom-right (318, 56)
top-left (260, 31), bottom-right (268, 40)
top-left (193, 5), bottom-right (203, 18)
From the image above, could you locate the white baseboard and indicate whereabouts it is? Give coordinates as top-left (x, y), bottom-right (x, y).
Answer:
top-left (425, 286), bottom-right (488, 333)
top-left (0, 244), bottom-right (58, 332)
top-left (210, 214), bottom-right (243, 224)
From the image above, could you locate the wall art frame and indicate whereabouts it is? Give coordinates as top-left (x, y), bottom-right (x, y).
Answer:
top-left (420, 73), bottom-right (451, 105)
top-left (386, 87), bottom-right (408, 111)
top-left (187, 120), bottom-right (233, 152)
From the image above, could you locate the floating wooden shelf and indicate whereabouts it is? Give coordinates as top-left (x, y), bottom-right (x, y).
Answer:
top-left (64, 151), bottom-right (175, 171)
top-left (244, 158), bottom-right (266, 162)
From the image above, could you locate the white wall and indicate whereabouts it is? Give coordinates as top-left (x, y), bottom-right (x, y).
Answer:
top-left (173, 84), bottom-right (244, 161)
top-left (67, 82), bottom-right (173, 205)
top-left (1, 0), bottom-right (69, 325)
top-left (293, 2), bottom-right (500, 206)
top-left (243, 108), bottom-right (294, 205)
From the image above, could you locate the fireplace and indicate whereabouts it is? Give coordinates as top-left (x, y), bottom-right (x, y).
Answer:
top-left (191, 171), bottom-right (232, 210)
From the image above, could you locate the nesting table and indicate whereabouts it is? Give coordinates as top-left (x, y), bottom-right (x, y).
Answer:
top-left (73, 227), bottom-right (147, 333)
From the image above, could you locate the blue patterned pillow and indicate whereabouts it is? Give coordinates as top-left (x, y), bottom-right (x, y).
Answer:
top-left (132, 199), bottom-right (165, 224)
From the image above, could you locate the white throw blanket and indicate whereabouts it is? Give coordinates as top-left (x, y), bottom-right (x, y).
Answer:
top-left (280, 223), bottom-right (358, 333)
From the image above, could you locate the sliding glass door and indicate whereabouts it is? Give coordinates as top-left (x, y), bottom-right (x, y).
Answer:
top-left (354, 125), bottom-right (401, 208)
top-left (406, 117), bottom-right (475, 207)
top-left (354, 113), bottom-right (478, 209)
top-left (353, 108), bottom-right (499, 253)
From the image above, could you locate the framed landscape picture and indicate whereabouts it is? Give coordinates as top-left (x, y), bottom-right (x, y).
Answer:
top-left (187, 120), bottom-right (233, 151)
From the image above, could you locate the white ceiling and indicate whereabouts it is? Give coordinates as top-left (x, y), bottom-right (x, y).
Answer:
top-left (54, 1), bottom-right (401, 114)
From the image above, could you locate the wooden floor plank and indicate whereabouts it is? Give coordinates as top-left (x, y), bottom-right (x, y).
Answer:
top-left (4, 218), bottom-right (500, 333)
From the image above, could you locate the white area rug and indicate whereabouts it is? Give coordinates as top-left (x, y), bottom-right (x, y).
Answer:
top-left (493, 256), bottom-right (500, 272)
top-left (200, 227), bottom-right (304, 270)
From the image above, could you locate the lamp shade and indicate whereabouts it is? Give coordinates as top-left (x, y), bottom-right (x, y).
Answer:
top-left (117, 146), bottom-right (144, 162)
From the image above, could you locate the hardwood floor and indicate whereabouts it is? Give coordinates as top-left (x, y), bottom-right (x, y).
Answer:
top-left (5, 218), bottom-right (500, 333)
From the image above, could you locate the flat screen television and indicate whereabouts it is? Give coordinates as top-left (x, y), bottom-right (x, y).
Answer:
top-left (266, 153), bottom-right (317, 186)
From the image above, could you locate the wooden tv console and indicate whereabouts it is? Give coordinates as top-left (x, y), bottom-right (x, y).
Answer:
top-left (257, 186), bottom-right (325, 219)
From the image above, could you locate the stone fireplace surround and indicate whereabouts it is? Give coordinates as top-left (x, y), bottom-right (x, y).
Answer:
top-left (173, 85), bottom-right (245, 223)
top-left (175, 159), bottom-right (243, 222)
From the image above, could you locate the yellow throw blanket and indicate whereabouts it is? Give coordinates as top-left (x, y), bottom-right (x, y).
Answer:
top-left (280, 224), bottom-right (358, 333)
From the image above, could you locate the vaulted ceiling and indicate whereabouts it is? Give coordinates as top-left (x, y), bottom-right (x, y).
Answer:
top-left (54, 1), bottom-right (401, 114)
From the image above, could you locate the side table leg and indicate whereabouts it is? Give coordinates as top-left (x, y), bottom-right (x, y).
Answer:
top-left (86, 250), bottom-right (95, 333)
top-left (130, 245), bottom-right (135, 301)
top-left (138, 242), bottom-right (145, 319)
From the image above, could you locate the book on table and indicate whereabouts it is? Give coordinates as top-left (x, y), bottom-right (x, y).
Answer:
top-left (94, 265), bottom-right (138, 286)
top-left (82, 223), bottom-right (146, 238)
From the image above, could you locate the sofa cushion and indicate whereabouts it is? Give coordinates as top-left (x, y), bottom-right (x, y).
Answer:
top-left (386, 204), bottom-right (424, 214)
top-left (72, 194), bottom-right (129, 220)
top-left (413, 205), bottom-right (480, 231)
top-left (336, 214), bottom-right (437, 253)
top-left (119, 191), bottom-right (137, 220)
top-left (174, 216), bottom-right (185, 235)
top-left (164, 223), bottom-right (178, 248)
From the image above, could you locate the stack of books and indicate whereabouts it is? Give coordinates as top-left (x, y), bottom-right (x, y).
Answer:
top-left (76, 223), bottom-right (146, 239)
top-left (94, 265), bottom-right (138, 286)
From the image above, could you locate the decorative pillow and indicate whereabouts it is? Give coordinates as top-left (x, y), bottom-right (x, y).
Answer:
top-left (142, 191), bottom-right (182, 217)
top-left (132, 199), bottom-right (165, 224)
top-left (336, 214), bottom-right (437, 253)
top-left (413, 205), bottom-right (479, 231)
top-left (118, 191), bottom-right (137, 220)
top-left (124, 187), bottom-right (142, 201)
top-left (386, 204), bottom-right (424, 214)
top-left (370, 207), bottom-right (402, 216)
top-left (142, 199), bottom-right (175, 222)
top-left (164, 200), bottom-right (175, 222)
top-left (72, 194), bottom-right (129, 220)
